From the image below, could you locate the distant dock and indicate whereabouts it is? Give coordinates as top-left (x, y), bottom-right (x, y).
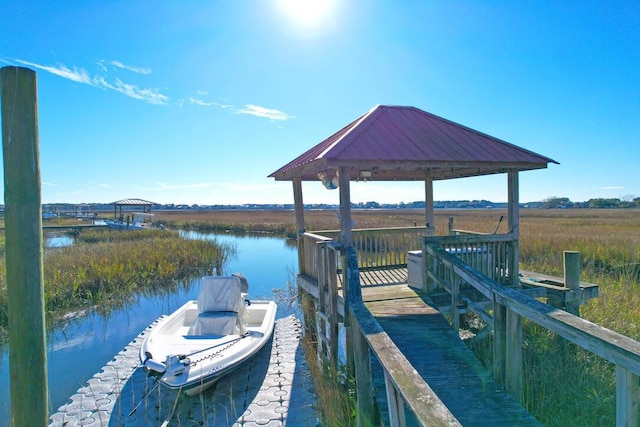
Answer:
top-left (49, 315), bottom-right (319, 426)
top-left (0, 224), bottom-right (108, 232)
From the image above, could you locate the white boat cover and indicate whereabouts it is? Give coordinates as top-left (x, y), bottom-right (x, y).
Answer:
top-left (232, 272), bottom-right (249, 294)
top-left (197, 276), bottom-right (244, 313)
top-left (188, 311), bottom-right (245, 336)
top-left (191, 275), bottom-right (249, 336)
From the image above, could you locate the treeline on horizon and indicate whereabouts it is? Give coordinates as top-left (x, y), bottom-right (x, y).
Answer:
top-left (40, 196), bottom-right (640, 211)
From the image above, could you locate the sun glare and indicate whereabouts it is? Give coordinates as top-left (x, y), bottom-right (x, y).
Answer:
top-left (278, 0), bottom-right (335, 27)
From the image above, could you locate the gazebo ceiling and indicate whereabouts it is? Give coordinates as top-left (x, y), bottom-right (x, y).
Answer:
top-left (269, 105), bottom-right (558, 182)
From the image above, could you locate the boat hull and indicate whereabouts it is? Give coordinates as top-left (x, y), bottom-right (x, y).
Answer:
top-left (140, 299), bottom-right (277, 395)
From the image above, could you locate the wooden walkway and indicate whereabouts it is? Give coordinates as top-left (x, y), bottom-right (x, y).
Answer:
top-left (360, 270), bottom-right (541, 426)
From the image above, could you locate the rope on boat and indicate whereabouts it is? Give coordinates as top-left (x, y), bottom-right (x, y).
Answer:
top-left (186, 334), bottom-right (247, 366)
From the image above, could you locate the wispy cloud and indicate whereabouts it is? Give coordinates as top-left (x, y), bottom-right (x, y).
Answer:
top-left (598, 186), bottom-right (624, 190)
top-left (110, 78), bottom-right (169, 105)
top-left (6, 58), bottom-right (293, 119)
top-left (108, 60), bottom-right (151, 75)
top-left (16, 59), bottom-right (94, 85)
top-left (189, 97), bottom-right (215, 107)
top-left (188, 97), bottom-right (293, 123)
top-left (12, 58), bottom-right (168, 105)
top-left (236, 104), bottom-right (294, 121)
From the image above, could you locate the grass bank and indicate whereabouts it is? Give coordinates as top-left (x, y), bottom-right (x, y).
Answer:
top-left (0, 228), bottom-right (234, 340)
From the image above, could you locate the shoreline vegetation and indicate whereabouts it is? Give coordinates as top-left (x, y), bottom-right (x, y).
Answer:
top-left (0, 208), bottom-right (638, 425)
top-left (0, 228), bottom-right (235, 341)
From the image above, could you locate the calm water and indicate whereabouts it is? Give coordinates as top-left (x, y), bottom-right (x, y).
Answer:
top-left (0, 232), bottom-right (298, 423)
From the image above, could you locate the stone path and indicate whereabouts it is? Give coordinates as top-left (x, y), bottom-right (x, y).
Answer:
top-left (49, 315), bottom-right (319, 426)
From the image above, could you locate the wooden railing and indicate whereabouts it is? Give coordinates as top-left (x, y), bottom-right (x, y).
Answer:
top-left (424, 240), bottom-right (640, 427)
top-left (298, 232), bottom-right (334, 280)
top-left (423, 233), bottom-right (517, 288)
top-left (312, 226), bottom-right (430, 269)
top-left (299, 231), bottom-right (458, 425)
top-left (298, 232), bottom-right (342, 369)
top-left (344, 246), bottom-right (460, 426)
top-left (299, 227), bottom-right (640, 425)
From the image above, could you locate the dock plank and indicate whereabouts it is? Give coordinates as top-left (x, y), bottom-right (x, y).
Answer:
top-left (362, 283), bottom-right (541, 426)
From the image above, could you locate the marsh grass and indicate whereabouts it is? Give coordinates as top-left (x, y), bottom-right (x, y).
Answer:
top-left (462, 209), bottom-right (639, 426)
top-left (0, 228), bottom-right (235, 339)
top-left (148, 208), bottom-right (639, 425)
top-left (301, 335), bottom-right (355, 426)
top-left (3, 208), bottom-right (637, 424)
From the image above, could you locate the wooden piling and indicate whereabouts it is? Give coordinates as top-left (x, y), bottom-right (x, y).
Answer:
top-left (1, 66), bottom-right (48, 425)
top-left (564, 251), bottom-right (581, 316)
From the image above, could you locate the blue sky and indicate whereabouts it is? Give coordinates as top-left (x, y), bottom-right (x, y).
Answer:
top-left (1, 1), bottom-right (638, 205)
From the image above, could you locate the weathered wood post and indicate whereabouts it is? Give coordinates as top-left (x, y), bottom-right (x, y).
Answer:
top-left (293, 178), bottom-right (305, 272)
top-left (424, 171), bottom-right (435, 235)
top-left (504, 170), bottom-right (523, 400)
top-left (1, 66), bottom-right (48, 425)
top-left (616, 365), bottom-right (640, 427)
top-left (563, 251), bottom-right (581, 316)
top-left (338, 168), bottom-right (377, 426)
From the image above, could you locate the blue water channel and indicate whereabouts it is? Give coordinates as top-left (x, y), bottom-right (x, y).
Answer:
top-left (0, 231), bottom-right (298, 424)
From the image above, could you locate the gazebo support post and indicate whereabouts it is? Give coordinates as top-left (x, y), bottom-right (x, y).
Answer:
top-left (505, 170), bottom-right (523, 401)
top-left (293, 178), bottom-right (305, 273)
top-left (424, 171), bottom-right (435, 235)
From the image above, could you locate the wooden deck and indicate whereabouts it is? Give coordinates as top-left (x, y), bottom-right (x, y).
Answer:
top-left (358, 266), bottom-right (409, 286)
top-left (361, 278), bottom-right (541, 426)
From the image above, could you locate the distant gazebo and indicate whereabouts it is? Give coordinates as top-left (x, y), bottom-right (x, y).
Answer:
top-left (111, 198), bottom-right (154, 220)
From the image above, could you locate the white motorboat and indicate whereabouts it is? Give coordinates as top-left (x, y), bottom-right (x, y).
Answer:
top-left (140, 273), bottom-right (277, 395)
top-left (105, 212), bottom-right (155, 230)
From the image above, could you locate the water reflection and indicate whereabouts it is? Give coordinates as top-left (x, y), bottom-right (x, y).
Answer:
top-left (0, 232), bottom-right (298, 422)
top-left (44, 234), bottom-right (73, 248)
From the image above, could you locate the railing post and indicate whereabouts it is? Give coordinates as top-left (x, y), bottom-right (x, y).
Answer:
top-left (616, 365), bottom-right (639, 427)
top-left (317, 242), bottom-right (328, 360)
top-left (1, 66), bottom-right (48, 426)
top-left (423, 238), bottom-right (436, 293)
top-left (493, 297), bottom-right (506, 385)
top-left (505, 308), bottom-right (523, 401)
top-left (385, 372), bottom-right (407, 426)
top-left (564, 251), bottom-right (581, 316)
top-left (452, 274), bottom-right (461, 332)
top-left (345, 247), bottom-right (378, 426)
top-left (327, 245), bottom-right (339, 369)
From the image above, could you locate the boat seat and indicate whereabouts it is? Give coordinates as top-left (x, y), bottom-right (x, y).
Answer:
top-left (188, 312), bottom-right (245, 336)
top-left (189, 275), bottom-right (248, 336)
top-left (197, 275), bottom-right (244, 313)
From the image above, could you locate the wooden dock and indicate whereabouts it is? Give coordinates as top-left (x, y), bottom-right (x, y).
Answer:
top-left (49, 315), bottom-right (318, 426)
top-left (363, 282), bottom-right (541, 426)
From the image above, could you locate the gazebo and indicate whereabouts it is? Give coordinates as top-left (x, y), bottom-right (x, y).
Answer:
top-left (111, 198), bottom-right (154, 221)
top-left (270, 105), bottom-right (559, 421)
top-left (270, 104), bottom-right (557, 254)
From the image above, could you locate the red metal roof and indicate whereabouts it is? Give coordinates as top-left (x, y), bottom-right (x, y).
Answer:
top-left (111, 198), bottom-right (155, 206)
top-left (270, 105), bottom-right (557, 181)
